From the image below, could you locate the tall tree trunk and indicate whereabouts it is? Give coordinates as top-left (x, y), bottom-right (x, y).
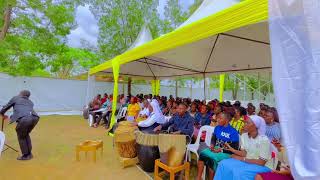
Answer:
top-left (128, 77), bottom-right (132, 95)
top-left (0, 5), bottom-right (12, 40)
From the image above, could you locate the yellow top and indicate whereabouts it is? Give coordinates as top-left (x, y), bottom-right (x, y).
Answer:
top-left (127, 103), bottom-right (141, 117)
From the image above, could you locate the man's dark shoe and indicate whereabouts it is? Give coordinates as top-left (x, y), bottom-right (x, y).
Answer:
top-left (17, 155), bottom-right (31, 161)
top-left (27, 153), bottom-right (33, 159)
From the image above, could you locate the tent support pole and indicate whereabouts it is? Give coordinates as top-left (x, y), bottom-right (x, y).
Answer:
top-left (128, 77), bottom-right (132, 95)
top-left (203, 74), bottom-right (206, 101)
top-left (258, 72), bottom-right (261, 101)
top-left (109, 60), bottom-right (120, 135)
top-left (190, 78), bottom-right (193, 99)
top-left (219, 74), bottom-right (225, 102)
top-left (175, 80), bottom-right (178, 98)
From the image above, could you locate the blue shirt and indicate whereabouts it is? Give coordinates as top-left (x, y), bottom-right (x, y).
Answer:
top-left (266, 122), bottom-right (281, 141)
top-left (162, 112), bottom-right (194, 138)
top-left (102, 99), bottom-right (111, 109)
top-left (195, 112), bottom-right (211, 126)
top-left (212, 124), bottom-right (239, 154)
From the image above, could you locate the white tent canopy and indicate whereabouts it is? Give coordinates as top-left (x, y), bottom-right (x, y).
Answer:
top-left (101, 0), bottom-right (271, 79)
top-left (178, 0), bottom-right (239, 28)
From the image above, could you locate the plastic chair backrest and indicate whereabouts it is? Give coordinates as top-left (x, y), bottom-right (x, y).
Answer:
top-left (202, 126), bottom-right (215, 146)
top-left (119, 107), bottom-right (127, 117)
top-left (0, 131), bottom-right (5, 156)
top-left (195, 126), bottom-right (215, 147)
top-left (270, 143), bottom-right (279, 169)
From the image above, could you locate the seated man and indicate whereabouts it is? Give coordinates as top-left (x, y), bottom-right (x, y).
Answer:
top-left (153, 103), bottom-right (194, 138)
top-left (197, 112), bottom-right (239, 180)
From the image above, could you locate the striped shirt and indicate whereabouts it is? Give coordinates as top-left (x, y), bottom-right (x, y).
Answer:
top-left (266, 122), bottom-right (281, 141)
top-left (230, 117), bottom-right (245, 134)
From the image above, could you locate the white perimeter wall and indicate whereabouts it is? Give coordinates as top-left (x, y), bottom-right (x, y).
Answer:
top-left (0, 73), bottom-right (274, 114)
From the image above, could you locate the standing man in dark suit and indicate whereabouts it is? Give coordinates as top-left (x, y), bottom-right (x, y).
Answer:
top-left (0, 90), bottom-right (39, 160)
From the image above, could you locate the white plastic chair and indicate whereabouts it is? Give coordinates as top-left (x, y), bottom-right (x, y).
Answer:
top-left (88, 114), bottom-right (94, 126)
top-left (0, 131), bottom-right (5, 157)
top-left (186, 125), bottom-right (215, 162)
top-left (116, 107), bottom-right (127, 123)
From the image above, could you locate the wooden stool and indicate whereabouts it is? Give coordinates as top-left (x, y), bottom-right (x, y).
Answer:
top-left (154, 159), bottom-right (190, 180)
top-left (76, 140), bottom-right (103, 162)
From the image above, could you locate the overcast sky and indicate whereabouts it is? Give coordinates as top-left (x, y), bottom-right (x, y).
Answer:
top-left (67, 0), bottom-right (195, 48)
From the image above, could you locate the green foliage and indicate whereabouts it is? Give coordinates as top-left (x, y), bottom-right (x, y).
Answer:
top-left (0, 0), bottom-right (102, 77)
top-left (86, 0), bottom-right (161, 60)
top-left (188, 0), bottom-right (203, 15)
top-left (164, 0), bottom-right (188, 29)
top-left (0, 0), bottom-right (202, 78)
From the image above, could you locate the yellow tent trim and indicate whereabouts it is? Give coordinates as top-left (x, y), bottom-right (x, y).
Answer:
top-left (219, 74), bottom-right (225, 101)
top-left (89, 0), bottom-right (268, 75)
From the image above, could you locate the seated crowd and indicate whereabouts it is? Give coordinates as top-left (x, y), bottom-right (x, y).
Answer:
top-left (86, 93), bottom-right (291, 180)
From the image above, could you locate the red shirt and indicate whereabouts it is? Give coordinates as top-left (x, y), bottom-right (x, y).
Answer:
top-left (101, 97), bottom-right (107, 104)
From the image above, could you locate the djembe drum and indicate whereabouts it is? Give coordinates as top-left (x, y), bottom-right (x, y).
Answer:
top-left (135, 131), bottom-right (160, 172)
top-left (114, 121), bottom-right (138, 158)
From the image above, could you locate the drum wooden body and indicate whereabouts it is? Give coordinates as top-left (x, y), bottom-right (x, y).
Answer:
top-left (114, 121), bottom-right (137, 158)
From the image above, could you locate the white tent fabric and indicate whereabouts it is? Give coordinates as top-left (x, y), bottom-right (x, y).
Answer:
top-left (128, 25), bottom-right (153, 50)
top-left (178, 0), bottom-right (239, 28)
top-left (101, 25), bottom-right (156, 79)
top-left (269, 0), bottom-right (320, 179)
top-left (101, 0), bottom-right (271, 79)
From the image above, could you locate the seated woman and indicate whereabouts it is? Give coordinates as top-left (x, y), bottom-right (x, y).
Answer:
top-left (162, 100), bottom-right (172, 116)
top-left (210, 104), bottom-right (222, 127)
top-left (197, 112), bottom-right (239, 180)
top-left (189, 103), bottom-right (198, 118)
top-left (247, 103), bottom-right (256, 116)
top-left (229, 106), bottom-right (246, 134)
top-left (93, 95), bottom-right (112, 128)
top-left (264, 110), bottom-right (281, 142)
top-left (214, 115), bottom-right (272, 180)
top-left (193, 105), bottom-right (211, 139)
top-left (89, 94), bottom-right (102, 127)
top-left (137, 99), bottom-right (166, 133)
top-left (137, 99), bottom-right (151, 121)
top-left (255, 145), bottom-right (293, 180)
top-left (126, 97), bottom-right (141, 122)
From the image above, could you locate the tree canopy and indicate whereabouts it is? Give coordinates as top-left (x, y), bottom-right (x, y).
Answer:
top-left (0, 0), bottom-right (198, 77)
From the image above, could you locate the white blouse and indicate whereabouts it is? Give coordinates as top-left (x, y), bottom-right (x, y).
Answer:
top-left (240, 133), bottom-right (272, 168)
top-left (138, 112), bottom-right (166, 127)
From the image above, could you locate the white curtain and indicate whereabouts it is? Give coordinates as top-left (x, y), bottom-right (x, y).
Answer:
top-left (269, 1), bottom-right (320, 179)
